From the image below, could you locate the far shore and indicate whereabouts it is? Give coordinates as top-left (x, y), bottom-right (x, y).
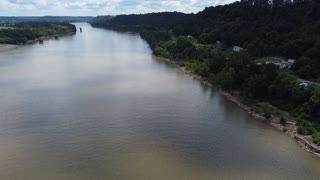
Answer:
top-left (153, 55), bottom-right (320, 159)
top-left (0, 32), bottom-right (76, 53)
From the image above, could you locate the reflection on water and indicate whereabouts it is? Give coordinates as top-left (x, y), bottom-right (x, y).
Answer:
top-left (0, 23), bottom-right (320, 180)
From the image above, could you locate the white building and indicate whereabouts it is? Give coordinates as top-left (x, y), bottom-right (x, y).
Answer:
top-left (300, 82), bottom-right (309, 88)
top-left (266, 62), bottom-right (287, 69)
top-left (187, 35), bottom-right (194, 39)
top-left (288, 59), bottom-right (296, 64)
top-left (233, 46), bottom-right (242, 52)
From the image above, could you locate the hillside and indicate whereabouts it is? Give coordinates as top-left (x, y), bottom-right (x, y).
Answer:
top-left (90, 12), bottom-right (193, 31)
top-left (90, 0), bottom-right (320, 82)
top-left (90, 0), bottom-right (320, 145)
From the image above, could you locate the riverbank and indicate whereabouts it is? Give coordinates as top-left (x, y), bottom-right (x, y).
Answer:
top-left (154, 55), bottom-right (320, 159)
top-left (0, 22), bottom-right (76, 45)
top-left (0, 32), bottom-right (75, 52)
top-left (25, 32), bottom-right (76, 44)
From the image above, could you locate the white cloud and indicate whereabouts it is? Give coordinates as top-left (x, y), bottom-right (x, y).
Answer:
top-left (0, 0), bottom-right (238, 16)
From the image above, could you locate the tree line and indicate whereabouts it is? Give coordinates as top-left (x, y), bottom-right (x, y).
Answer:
top-left (0, 22), bottom-right (76, 44)
top-left (90, 0), bottom-right (320, 82)
top-left (241, 0), bottom-right (306, 8)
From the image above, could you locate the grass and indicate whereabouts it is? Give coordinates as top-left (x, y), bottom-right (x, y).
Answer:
top-left (252, 102), bottom-right (296, 121)
top-left (312, 133), bottom-right (320, 145)
top-left (188, 37), bottom-right (198, 45)
top-left (0, 26), bottom-right (14, 29)
top-left (183, 36), bottom-right (234, 58)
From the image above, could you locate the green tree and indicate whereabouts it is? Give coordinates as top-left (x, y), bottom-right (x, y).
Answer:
top-left (303, 89), bottom-right (320, 121)
top-left (212, 68), bottom-right (236, 90)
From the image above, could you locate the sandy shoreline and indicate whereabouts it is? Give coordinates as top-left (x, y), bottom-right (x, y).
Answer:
top-left (155, 55), bottom-right (320, 159)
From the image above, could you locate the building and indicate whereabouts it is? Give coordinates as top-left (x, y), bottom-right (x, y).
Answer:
top-left (300, 82), bottom-right (309, 88)
top-left (187, 35), bottom-right (194, 39)
top-left (288, 59), bottom-right (296, 64)
top-left (266, 62), bottom-right (287, 69)
top-left (233, 46), bottom-right (242, 52)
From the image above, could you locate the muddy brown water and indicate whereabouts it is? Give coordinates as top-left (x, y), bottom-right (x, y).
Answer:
top-left (0, 23), bottom-right (320, 180)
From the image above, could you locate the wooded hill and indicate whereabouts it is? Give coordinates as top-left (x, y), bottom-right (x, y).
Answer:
top-left (90, 0), bottom-right (320, 82)
top-left (0, 22), bottom-right (76, 44)
top-left (90, 12), bottom-right (193, 31)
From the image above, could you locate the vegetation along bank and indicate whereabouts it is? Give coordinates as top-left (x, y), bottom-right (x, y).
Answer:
top-left (0, 22), bottom-right (77, 45)
top-left (90, 0), bottom-right (320, 157)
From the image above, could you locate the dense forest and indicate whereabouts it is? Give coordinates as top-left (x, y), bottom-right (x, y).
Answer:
top-left (90, 0), bottom-right (320, 144)
top-left (90, 0), bottom-right (320, 82)
top-left (0, 22), bottom-right (76, 44)
top-left (90, 13), bottom-right (192, 31)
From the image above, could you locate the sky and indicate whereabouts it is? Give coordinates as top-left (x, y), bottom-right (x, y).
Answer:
top-left (0, 0), bottom-right (237, 16)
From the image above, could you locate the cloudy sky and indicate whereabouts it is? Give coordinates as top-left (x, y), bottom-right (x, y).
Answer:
top-left (0, 0), bottom-right (237, 16)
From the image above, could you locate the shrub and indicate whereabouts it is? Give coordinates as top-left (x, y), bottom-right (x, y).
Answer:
top-left (280, 117), bottom-right (287, 125)
top-left (312, 133), bottom-right (320, 145)
top-left (264, 112), bottom-right (272, 120)
top-left (297, 125), bottom-right (315, 135)
top-left (154, 46), bottom-right (170, 58)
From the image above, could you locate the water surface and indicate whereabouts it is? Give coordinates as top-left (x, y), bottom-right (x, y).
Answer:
top-left (0, 23), bottom-right (320, 180)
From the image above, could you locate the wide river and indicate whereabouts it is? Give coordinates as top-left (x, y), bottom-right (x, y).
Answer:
top-left (0, 23), bottom-right (320, 180)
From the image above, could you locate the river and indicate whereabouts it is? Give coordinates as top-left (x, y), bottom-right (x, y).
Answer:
top-left (0, 23), bottom-right (320, 180)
